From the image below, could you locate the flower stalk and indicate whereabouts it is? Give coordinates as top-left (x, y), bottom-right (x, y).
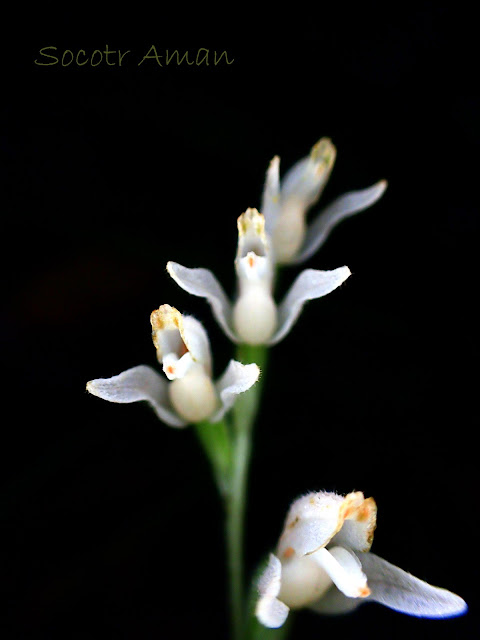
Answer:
top-left (225, 344), bottom-right (268, 640)
top-left (85, 138), bottom-right (465, 639)
top-left (193, 419), bottom-right (232, 497)
top-left (193, 345), bottom-right (268, 640)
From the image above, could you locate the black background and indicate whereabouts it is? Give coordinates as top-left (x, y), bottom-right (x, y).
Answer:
top-left (1, 4), bottom-right (478, 639)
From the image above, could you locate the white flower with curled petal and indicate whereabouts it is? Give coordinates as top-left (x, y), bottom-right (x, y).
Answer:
top-left (167, 208), bottom-right (351, 346)
top-left (86, 304), bottom-right (260, 427)
top-left (256, 490), bottom-right (467, 628)
top-left (261, 138), bottom-right (387, 265)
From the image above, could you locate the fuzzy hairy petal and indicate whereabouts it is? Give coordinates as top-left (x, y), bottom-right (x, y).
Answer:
top-left (167, 261), bottom-right (237, 342)
top-left (293, 180), bottom-right (387, 264)
top-left (360, 552), bottom-right (467, 618)
top-left (86, 365), bottom-right (186, 427)
top-left (256, 554), bottom-right (290, 628)
top-left (270, 267), bottom-right (351, 345)
top-left (210, 360), bottom-right (260, 422)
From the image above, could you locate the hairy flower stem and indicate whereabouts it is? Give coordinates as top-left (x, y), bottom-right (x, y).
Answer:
top-left (226, 344), bottom-right (269, 640)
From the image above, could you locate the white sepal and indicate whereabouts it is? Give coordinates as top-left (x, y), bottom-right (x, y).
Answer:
top-left (293, 180), bottom-right (388, 265)
top-left (211, 360), bottom-right (260, 422)
top-left (166, 262), bottom-right (237, 343)
top-left (258, 553), bottom-right (283, 599)
top-left (181, 315), bottom-right (213, 374)
top-left (270, 266), bottom-right (351, 345)
top-left (256, 554), bottom-right (290, 629)
top-left (360, 552), bottom-right (468, 618)
top-left (278, 491), bottom-right (376, 558)
top-left (330, 496), bottom-right (377, 553)
top-left (277, 491), bottom-right (346, 557)
top-left (86, 365), bottom-right (187, 428)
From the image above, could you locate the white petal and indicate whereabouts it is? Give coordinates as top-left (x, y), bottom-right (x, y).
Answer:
top-left (279, 520), bottom-right (337, 559)
top-left (210, 360), bottom-right (260, 422)
top-left (182, 315), bottom-right (212, 375)
top-left (270, 266), bottom-right (351, 345)
top-left (150, 305), bottom-right (212, 374)
top-left (256, 554), bottom-right (290, 628)
top-left (312, 547), bottom-right (370, 599)
top-left (278, 491), bottom-right (374, 558)
top-left (86, 365), bottom-right (186, 428)
top-left (359, 552), bottom-right (467, 618)
top-left (277, 492), bottom-right (346, 557)
top-left (258, 553), bottom-right (283, 599)
top-left (293, 180), bottom-right (387, 265)
top-left (166, 261), bottom-right (237, 343)
top-left (261, 155), bottom-right (281, 235)
top-left (280, 138), bottom-right (336, 208)
top-left (331, 496), bottom-right (377, 553)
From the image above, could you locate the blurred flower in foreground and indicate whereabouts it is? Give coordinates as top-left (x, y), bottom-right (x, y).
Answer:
top-left (256, 490), bottom-right (467, 628)
top-left (168, 209), bottom-right (351, 345)
top-left (261, 138), bottom-right (387, 265)
top-left (86, 304), bottom-right (259, 426)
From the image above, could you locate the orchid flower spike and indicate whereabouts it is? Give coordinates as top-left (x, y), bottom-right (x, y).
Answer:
top-left (167, 209), bottom-right (351, 346)
top-left (261, 138), bottom-right (387, 265)
top-left (256, 490), bottom-right (467, 628)
top-left (86, 304), bottom-right (260, 427)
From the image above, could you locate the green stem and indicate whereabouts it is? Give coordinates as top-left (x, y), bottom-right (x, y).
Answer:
top-left (226, 425), bottom-right (251, 640)
top-left (194, 345), bottom-right (270, 639)
top-left (226, 344), bottom-right (269, 640)
top-left (194, 419), bottom-right (232, 497)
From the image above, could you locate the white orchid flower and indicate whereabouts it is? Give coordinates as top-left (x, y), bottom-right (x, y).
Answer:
top-left (167, 208), bottom-right (351, 346)
top-left (86, 304), bottom-right (260, 427)
top-left (261, 138), bottom-right (387, 265)
top-left (256, 490), bottom-right (467, 628)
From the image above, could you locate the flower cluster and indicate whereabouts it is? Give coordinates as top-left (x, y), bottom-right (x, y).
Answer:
top-left (86, 138), bottom-right (466, 635)
top-left (88, 138), bottom-right (378, 407)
